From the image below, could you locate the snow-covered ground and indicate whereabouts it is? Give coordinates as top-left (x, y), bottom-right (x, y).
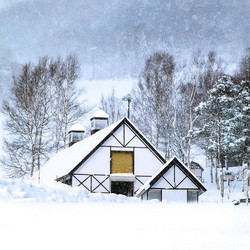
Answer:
top-left (0, 179), bottom-right (249, 250)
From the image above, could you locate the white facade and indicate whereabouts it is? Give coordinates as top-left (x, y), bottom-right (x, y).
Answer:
top-left (137, 156), bottom-right (206, 203)
top-left (71, 120), bottom-right (165, 195)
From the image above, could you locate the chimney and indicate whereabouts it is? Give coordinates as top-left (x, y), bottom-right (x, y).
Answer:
top-left (68, 123), bottom-right (85, 147)
top-left (90, 109), bottom-right (109, 135)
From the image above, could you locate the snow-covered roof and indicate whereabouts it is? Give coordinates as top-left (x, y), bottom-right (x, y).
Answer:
top-left (190, 161), bottom-right (204, 171)
top-left (90, 109), bottom-right (109, 120)
top-left (135, 156), bottom-right (207, 197)
top-left (69, 123), bottom-right (85, 132)
top-left (38, 119), bottom-right (123, 182)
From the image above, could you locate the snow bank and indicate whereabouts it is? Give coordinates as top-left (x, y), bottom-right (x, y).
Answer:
top-left (0, 179), bottom-right (140, 203)
top-left (0, 190), bottom-right (250, 250)
top-left (0, 178), bottom-right (250, 250)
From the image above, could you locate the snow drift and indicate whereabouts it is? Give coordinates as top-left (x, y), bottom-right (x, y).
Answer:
top-left (0, 178), bottom-right (141, 203)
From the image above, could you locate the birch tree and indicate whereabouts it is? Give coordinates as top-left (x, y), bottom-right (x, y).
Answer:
top-left (100, 88), bottom-right (126, 124)
top-left (50, 55), bottom-right (90, 151)
top-left (1, 55), bottom-right (90, 178)
top-left (132, 51), bottom-right (175, 157)
top-left (179, 51), bottom-right (224, 169)
top-left (1, 59), bottom-right (51, 178)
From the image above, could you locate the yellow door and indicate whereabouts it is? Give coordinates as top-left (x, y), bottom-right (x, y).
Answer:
top-left (111, 151), bottom-right (133, 173)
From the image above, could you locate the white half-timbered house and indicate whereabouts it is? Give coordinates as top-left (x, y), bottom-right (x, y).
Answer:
top-left (136, 156), bottom-right (206, 203)
top-left (40, 110), bottom-right (206, 203)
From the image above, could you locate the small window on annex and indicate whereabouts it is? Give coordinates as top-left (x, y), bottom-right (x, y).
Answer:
top-left (147, 189), bottom-right (162, 201)
top-left (187, 190), bottom-right (198, 203)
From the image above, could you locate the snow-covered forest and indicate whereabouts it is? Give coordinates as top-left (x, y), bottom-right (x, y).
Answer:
top-left (0, 1), bottom-right (250, 249)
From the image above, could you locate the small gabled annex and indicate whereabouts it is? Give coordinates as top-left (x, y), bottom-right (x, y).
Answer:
top-left (136, 156), bottom-right (207, 203)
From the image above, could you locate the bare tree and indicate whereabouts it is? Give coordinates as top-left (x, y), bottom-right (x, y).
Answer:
top-left (1, 55), bottom-right (90, 178)
top-left (234, 48), bottom-right (250, 82)
top-left (132, 51), bottom-right (176, 157)
top-left (50, 54), bottom-right (90, 151)
top-left (1, 59), bottom-right (51, 178)
top-left (100, 88), bottom-right (126, 124)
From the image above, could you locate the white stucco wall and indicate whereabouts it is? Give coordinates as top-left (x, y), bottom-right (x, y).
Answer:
top-left (151, 165), bottom-right (199, 190)
top-left (134, 148), bottom-right (163, 175)
top-left (74, 145), bottom-right (163, 176)
top-left (162, 190), bottom-right (187, 202)
top-left (74, 146), bottom-right (110, 174)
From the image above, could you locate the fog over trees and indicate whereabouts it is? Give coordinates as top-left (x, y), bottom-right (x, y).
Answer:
top-left (0, 0), bottom-right (249, 80)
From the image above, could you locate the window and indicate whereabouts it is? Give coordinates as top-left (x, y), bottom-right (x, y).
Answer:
top-left (111, 151), bottom-right (134, 174)
top-left (91, 119), bottom-right (108, 130)
top-left (69, 131), bottom-right (84, 143)
top-left (111, 181), bottom-right (134, 197)
top-left (187, 190), bottom-right (198, 203)
top-left (148, 189), bottom-right (161, 201)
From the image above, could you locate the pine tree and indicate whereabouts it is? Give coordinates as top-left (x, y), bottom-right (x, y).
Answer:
top-left (194, 75), bottom-right (238, 200)
top-left (225, 79), bottom-right (250, 165)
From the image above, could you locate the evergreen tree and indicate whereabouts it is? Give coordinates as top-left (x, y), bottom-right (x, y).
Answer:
top-left (194, 76), bottom-right (238, 199)
top-left (225, 79), bottom-right (250, 165)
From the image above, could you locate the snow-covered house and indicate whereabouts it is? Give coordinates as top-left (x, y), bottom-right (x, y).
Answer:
top-left (40, 110), bottom-right (206, 203)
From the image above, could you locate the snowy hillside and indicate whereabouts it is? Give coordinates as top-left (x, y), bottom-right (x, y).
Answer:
top-left (78, 78), bottom-right (136, 106)
top-left (1, 0), bottom-right (248, 78)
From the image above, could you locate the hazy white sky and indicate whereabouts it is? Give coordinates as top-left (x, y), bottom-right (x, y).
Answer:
top-left (0, 0), bottom-right (33, 9)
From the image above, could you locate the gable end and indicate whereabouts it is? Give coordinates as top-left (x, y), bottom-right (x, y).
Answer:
top-left (68, 118), bottom-right (166, 175)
